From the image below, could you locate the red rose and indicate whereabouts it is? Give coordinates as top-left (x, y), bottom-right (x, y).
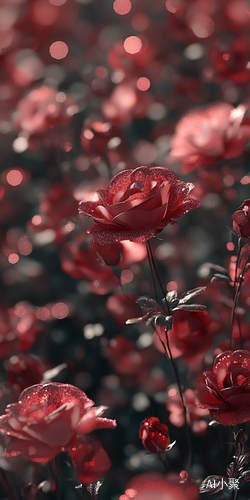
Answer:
top-left (139, 416), bottom-right (169, 453)
top-left (167, 103), bottom-right (250, 173)
top-left (69, 436), bottom-right (111, 484)
top-left (154, 310), bottom-right (215, 364)
top-left (0, 382), bottom-right (116, 462)
top-left (232, 199), bottom-right (250, 238)
top-left (196, 350), bottom-right (250, 426)
top-left (79, 166), bottom-right (200, 244)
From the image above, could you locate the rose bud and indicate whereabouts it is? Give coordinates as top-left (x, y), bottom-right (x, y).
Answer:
top-left (139, 417), bottom-right (169, 453)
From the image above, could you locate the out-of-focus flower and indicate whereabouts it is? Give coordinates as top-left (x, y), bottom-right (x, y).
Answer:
top-left (168, 103), bottom-right (250, 173)
top-left (0, 382), bottom-right (116, 462)
top-left (232, 199), bottom-right (250, 238)
top-left (0, 302), bottom-right (41, 359)
top-left (13, 86), bottom-right (78, 136)
top-left (139, 417), bottom-right (169, 453)
top-left (80, 117), bottom-right (126, 157)
top-left (69, 435), bottom-right (111, 484)
top-left (119, 471), bottom-right (199, 500)
top-left (154, 310), bottom-right (216, 364)
top-left (4, 354), bottom-right (43, 393)
top-left (196, 350), bottom-right (250, 426)
top-left (60, 236), bottom-right (146, 295)
top-left (104, 335), bottom-right (149, 378)
top-left (79, 166), bottom-right (200, 244)
top-left (166, 388), bottom-right (209, 434)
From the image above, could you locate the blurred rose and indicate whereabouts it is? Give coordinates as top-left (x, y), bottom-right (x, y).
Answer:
top-left (119, 471), bottom-right (199, 500)
top-left (168, 103), bottom-right (250, 173)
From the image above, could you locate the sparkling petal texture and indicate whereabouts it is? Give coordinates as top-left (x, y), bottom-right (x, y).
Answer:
top-left (196, 350), bottom-right (250, 426)
top-left (79, 166), bottom-right (200, 244)
top-left (0, 383), bottom-right (116, 462)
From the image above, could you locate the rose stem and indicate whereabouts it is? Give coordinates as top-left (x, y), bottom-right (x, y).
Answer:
top-left (146, 241), bottom-right (169, 311)
top-left (111, 265), bottom-right (141, 312)
top-left (49, 459), bottom-right (61, 500)
top-left (146, 241), bottom-right (192, 467)
top-left (146, 242), bottom-right (159, 302)
top-left (33, 464), bottom-right (50, 500)
top-left (55, 457), bottom-right (82, 499)
top-left (0, 469), bottom-right (20, 500)
top-left (230, 241), bottom-right (250, 349)
top-left (233, 238), bottom-right (243, 349)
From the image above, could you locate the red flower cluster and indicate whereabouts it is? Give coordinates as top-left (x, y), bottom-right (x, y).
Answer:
top-left (196, 350), bottom-right (250, 426)
top-left (79, 166), bottom-right (200, 244)
top-left (0, 382), bottom-right (116, 462)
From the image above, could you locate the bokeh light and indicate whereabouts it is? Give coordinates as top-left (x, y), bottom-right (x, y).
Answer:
top-left (136, 77), bottom-right (150, 91)
top-left (113, 0), bottom-right (132, 15)
top-left (6, 169), bottom-right (23, 186)
top-left (49, 41), bottom-right (69, 60)
top-left (123, 36), bottom-right (142, 54)
top-left (51, 302), bottom-right (70, 319)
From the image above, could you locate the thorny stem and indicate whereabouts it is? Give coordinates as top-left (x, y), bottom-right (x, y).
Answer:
top-left (230, 241), bottom-right (250, 349)
top-left (146, 240), bottom-right (192, 468)
top-left (49, 459), bottom-right (61, 500)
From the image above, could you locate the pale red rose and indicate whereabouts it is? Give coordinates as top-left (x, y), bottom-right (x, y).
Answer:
top-left (196, 350), bottom-right (250, 426)
top-left (79, 166), bottom-right (200, 244)
top-left (0, 382), bottom-right (116, 462)
top-left (167, 102), bottom-right (250, 173)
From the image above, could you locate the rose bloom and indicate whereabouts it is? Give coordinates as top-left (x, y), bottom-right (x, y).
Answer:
top-left (154, 310), bottom-right (216, 364)
top-left (0, 301), bottom-right (41, 359)
top-left (232, 199), bottom-right (250, 238)
top-left (69, 435), bottom-right (111, 484)
top-left (0, 382), bottom-right (116, 462)
top-left (167, 102), bottom-right (250, 173)
top-left (60, 236), bottom-right (147, 295)
top-left (196, 350), bottom-right (250, 426)
top-left (166, 388), bottom-right (209, 434)
top-left (13, 86), bottom-right (77, 136)
top-left (139, 417), bottom-right (169, 453)
top-left (79, 166), bottom-right (200, 244)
